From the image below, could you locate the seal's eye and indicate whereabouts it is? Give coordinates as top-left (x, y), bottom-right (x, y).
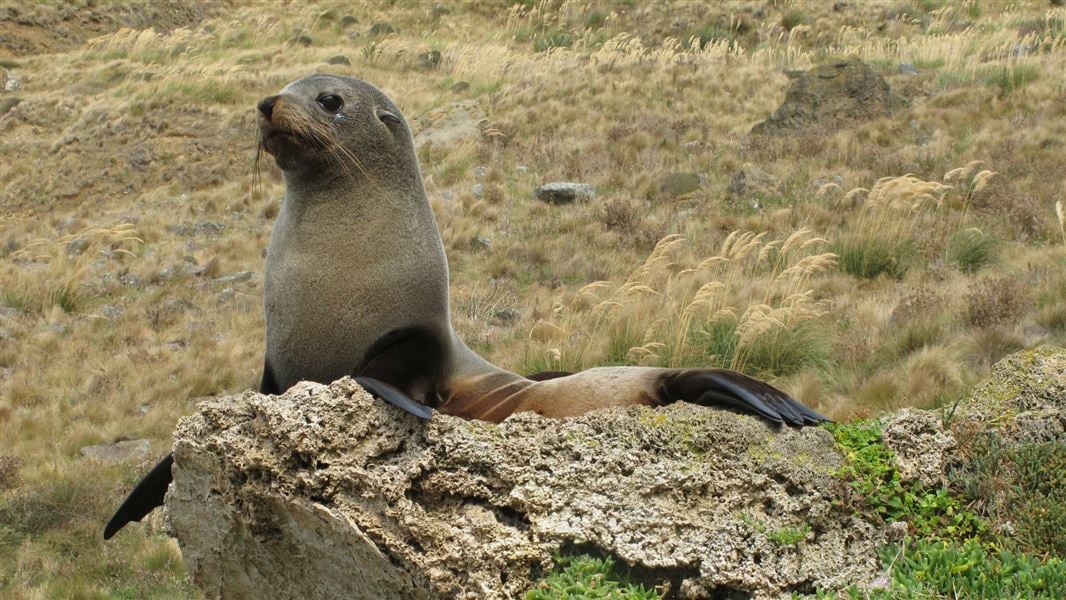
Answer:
top-left (317, 94), bottom-right (343, 113)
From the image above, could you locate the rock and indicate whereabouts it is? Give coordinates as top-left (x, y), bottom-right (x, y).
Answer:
top-left (2, 71), bottom-right (19, 92)
top-left (882, 409), bottom-right (955, 487)
top-left (168, 379), bottom-right (886, 599)
top-left (752, 57), bottom-right (899, 135)
top-left (339, 15), bottom-right (358, 28)
top-left (951, 346), bottom-right (1065, 444)
top-left (534, 182), bottom-right (596, 204)
top-left (899, 63), bottom-right (918, 75)
top-left (327, 55), bottom-right (350, 66)
top-left (167, 221), bottom-right (225, 237)
top-left (472, 165), bottom-right (488, 178)
top-left (418, 49), bottom-right (442, 70)
top-left (213, 271), bottom-right (254, 285)
top-left (412, 100), bottom-right (485, 150)
top-left (660, 172), bottom-right (703, 197)
top-left (450, 81), bottom-right (470, 92)
top-left (80, 439), bottom-right (150, 465)
top-left (491, 307), bottom-right (520, 324)
top-left (368, 21), bottom-right (396, 36)
top-left (291, 34), bottom-right (312, 47)
top-left (728, 163), bottom-right (781, 197)
top-left (65, 237), bottom-right (89, 256)
top-left (470, 235), bottom-right (491, 250)
top-left (0, 96), bottom-right (21, 115)
top-left (471, 183), bottom-right (484, 198)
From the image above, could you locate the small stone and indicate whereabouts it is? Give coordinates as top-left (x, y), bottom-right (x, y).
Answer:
top-left (491, 307), bottom-right (519, 324)
top-left (729, 163), bottom-right (781, 197)
top-left (472, 183), bottom-right (484, 198)
top-left (65, 237), bottom-right (89, 256)
top-left (470, 235), bottom-right (492, 250)
top-left (340, 15), bottom-right (358, 28)
top-left (660, 172), bottom-right (703, 197)
top-left (213, 271), bottom-right (255, 285)
top-left (534, 182), bottom-right (595, 205)
top-left (101, 304), bottom-right (123, 319)
top-left (0, 96), bottom-right (21, 115)
top-left (450, 81), bottom-right (470, 92)
top-left (472, 165), bottom-right (488, 178)
top-left (2, 72), bottom-right (19, 92)
top-left (419, 49), bottom-right (442, 70)
top-left (327, 55), bottom-right (350, 66)
top-left (368, 22), bottom-right (396, 35)
top-left (515, 165), bottom-right (528, 174)
top-left (899, 62), bottom-right (918, 75)
top-left (80, 439), bottom-right (151, 465)
top-left (885, 520), bottom-right (909, 541)
top-left (291, 34), bottom-right (312, 47)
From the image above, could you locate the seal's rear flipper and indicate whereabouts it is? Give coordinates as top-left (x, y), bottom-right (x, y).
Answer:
top-left (660, 369), bottom-right (830, 427)
top-left (355, 376), bottom-right (433, 419)
top-left (103, 453), bottom-right (173, 539)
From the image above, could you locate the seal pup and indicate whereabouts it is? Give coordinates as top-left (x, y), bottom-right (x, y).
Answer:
top-left (105, 74), bottom-right (828, 539)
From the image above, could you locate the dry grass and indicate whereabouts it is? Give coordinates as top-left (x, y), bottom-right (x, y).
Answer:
top-left (2, 0), bottom-right (1066, 595)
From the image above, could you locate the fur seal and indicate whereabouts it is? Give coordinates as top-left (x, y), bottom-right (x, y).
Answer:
top-left (104, 74), bottom-right (828, 539)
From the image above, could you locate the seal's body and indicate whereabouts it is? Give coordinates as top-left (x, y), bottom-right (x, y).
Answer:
top-left (105, 74), bottom-right (828, 540)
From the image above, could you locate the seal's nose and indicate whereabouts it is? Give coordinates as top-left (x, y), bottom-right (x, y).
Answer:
top-left (257, 95), bottom-right (278, 120)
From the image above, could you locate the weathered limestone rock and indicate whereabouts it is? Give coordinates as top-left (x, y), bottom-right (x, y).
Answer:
top-left (167, 380), bottom-right (886, 599)
top-left (882, 409), bottom-right (955, 487)
top-left (950, 345), bottom-right (1065, 444)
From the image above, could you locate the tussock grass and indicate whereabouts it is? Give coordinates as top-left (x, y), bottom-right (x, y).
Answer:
top-left (525, 229), bottom-right (836, 380)
top-left (946, 227), bottom-right (999, 274)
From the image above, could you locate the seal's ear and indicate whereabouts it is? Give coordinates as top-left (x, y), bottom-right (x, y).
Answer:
top-left (377, 109), bottom-right (402, 126)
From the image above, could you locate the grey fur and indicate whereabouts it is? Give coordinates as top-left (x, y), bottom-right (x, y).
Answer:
top-left (262, 74), bottom-right (508, 403)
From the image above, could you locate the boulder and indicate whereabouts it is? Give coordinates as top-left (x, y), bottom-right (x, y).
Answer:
top-left (533, 182), bottom-right (596, 204)
top-left (660, 172), bottom-right (704, 198)
top-left (80, 439), bottom-right (151, 465)
top-left (412, 100), bottom-right (485, 150)
top-left (167, 380), bottom-right (885, 599)
top-left (729, 163), bottom-right (781, 197)
top-left (165, 347), bottom-right (1065, 599)
top-left (751, 57), bottom-right (899, 136)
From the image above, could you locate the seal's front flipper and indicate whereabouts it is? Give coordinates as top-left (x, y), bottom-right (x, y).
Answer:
top-left (103, 453), bottom-right (173, 539)
top-left (660, 369), bottom-right (830, 426)
top-left (355, 376), bottom-right (433, 419)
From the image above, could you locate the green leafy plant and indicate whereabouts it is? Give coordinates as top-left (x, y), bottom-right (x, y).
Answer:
top-left (884, 539), bottom-right (1066, 598)
top-left (527, 554), bottom-right (661, 599)
top-left (826, 421), bottom-right (983, 540)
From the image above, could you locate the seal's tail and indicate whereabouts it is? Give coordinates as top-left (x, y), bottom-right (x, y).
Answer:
top-left (103, 453), bottom-right (173, 539)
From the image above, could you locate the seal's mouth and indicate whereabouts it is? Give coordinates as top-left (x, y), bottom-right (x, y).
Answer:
top-left (260, 129), bottom-right (298, 157)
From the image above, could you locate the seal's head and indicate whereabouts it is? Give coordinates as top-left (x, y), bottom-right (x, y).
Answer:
top-left (256, 74), bottom-right (414, 183)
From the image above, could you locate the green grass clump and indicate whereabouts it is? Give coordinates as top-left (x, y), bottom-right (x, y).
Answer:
top-left (882, 539), bottom-right (1066, 598)
top-left (827, 421), bottom-right (983, 540)
top-left (832, 235), bottom-right (915, 279)
top-left (984, 64), bottom-right (1040, 94)
top-left (527, 555), bottom-right (661, 600)
top-left (946, 228), bottom-right (999, 274)
top-left (533, 29), bottom-right (575, 52)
